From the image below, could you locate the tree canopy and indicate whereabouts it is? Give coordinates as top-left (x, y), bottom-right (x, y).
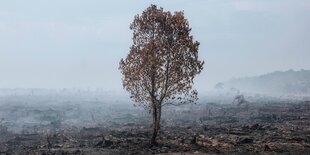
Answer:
top-left (120, 5), bottom-right (204, 109)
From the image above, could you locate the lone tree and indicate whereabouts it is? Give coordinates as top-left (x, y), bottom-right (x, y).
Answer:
top-left (119, 4), bottom-right (204, 144)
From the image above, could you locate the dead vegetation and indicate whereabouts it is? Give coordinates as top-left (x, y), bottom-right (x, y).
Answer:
top-left (0, 100), bottom-right (309, 154)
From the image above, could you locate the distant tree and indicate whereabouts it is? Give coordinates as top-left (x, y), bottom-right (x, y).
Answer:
top-left (232, 94), bottom-right (248, 106)
top-left (119, 4), bottom-right (204, 144)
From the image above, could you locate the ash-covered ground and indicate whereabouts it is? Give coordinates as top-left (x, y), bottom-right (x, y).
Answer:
top-left (0, 90), bottom-right (309, 154)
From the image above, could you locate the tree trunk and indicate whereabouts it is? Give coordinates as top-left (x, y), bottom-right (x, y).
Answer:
top-left (156, 104), bottom-right (162, 131)
top-left (151, 105), bottom-right (158, 145)
top-left (151, 102), bottom-right (163, 145)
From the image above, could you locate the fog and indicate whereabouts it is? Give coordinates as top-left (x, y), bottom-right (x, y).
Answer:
top-left (0, 0), bottom-right (309, 133)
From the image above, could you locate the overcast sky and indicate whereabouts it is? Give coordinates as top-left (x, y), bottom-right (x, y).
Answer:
top-left (0, 0), bottom-right (309, 92)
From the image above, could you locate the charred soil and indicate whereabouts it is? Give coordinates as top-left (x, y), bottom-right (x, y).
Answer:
top-left (0, 101), bottom-right (309, 154)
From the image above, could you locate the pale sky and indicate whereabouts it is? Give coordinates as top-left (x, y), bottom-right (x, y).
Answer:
top-left (0, 0), bottom-right (309, 92)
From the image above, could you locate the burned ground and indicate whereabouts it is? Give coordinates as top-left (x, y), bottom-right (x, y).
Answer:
top-left (0, 94), bottom-right (309, 155)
